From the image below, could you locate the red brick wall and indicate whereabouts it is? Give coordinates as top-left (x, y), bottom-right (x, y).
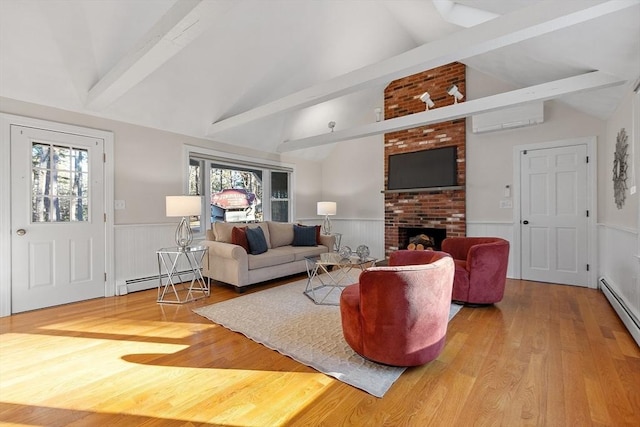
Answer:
top-left (384, 62), bottom-right (466, 257)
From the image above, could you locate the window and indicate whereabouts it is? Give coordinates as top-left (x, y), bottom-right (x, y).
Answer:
top-left (32, 141), bottom-right (89, 222)
top-left (187, 149), bottom-right (293, 236)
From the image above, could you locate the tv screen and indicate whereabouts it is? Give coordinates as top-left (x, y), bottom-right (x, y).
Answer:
top-left (387, 146), bottom-right (457, 190)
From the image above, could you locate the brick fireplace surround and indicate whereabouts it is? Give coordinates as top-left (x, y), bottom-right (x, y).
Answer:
top-left (384, 62), bottom-right (466, 258)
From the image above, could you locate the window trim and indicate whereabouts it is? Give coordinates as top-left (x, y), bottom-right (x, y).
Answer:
top-left (183, 145), bottom-right (295, 236)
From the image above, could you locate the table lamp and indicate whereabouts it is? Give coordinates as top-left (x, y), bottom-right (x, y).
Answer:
top-left (317, 201), bottom-right (336, 235)
top-left (166, 195), bottom-right (201, 249)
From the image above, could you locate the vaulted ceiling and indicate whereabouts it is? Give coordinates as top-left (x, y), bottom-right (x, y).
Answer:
top-left (1, 0), bottom-right (638, 159)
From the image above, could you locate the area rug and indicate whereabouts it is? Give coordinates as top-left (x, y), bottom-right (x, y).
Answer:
top-left (193, 273), bottom-right (462, 398)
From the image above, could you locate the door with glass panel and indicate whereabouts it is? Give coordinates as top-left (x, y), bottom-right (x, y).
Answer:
top-left (11, 125), bottom-right (105, 313)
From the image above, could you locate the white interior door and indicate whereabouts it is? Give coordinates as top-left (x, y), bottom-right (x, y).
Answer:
top-left (11, 125), bottom-right (105, 313)
top-left (520, 144), bottom-right (589, 286)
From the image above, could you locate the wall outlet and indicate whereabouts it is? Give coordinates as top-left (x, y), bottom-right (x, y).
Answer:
top-left (630, 186), bottom-right (637, 195)
top-left (114, 200), bottom-right (126, 210)
top-left (500, 199), bottom-right (513, 209)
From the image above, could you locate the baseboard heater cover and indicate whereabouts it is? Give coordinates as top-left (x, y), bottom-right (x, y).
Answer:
top-left (599, 277), bottom-right (640, 346)
top-left (116, 270), bottom-right (197, 295)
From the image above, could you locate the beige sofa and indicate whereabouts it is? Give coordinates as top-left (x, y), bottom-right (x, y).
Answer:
top-left (202, 221), bottom-right (335, 292)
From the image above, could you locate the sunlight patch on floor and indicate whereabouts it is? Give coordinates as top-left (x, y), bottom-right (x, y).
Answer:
top-left (0, 332), bottom-right (335, 426)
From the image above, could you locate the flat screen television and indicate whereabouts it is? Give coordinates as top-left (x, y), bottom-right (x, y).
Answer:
top-left (387, 146), bottom-right (458, 190)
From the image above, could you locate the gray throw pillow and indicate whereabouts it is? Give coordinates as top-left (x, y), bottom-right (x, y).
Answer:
top-left (292, 225), bottom-right (317, 246)
top-left (246, 226), bottom-right (268, 255)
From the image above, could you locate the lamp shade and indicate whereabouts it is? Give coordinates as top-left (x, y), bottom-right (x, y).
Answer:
top-left (166, 196), bottom-right (201, 217)
top-left (317, 201), bottom-right (336, 216)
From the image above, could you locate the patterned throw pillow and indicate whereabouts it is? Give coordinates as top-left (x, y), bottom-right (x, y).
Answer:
top-left (292, 224), bottom-right (317, 246)
top-left (245, 226), bottom-right (268, 255)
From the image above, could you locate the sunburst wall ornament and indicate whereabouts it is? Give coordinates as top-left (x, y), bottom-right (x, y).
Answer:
top-left (612, 128), bottom-right (629, 209)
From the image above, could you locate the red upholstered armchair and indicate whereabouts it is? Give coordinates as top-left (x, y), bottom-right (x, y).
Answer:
top-left (339, 250), bottom-right (454, 367)
top-left (441, 237), bottom-right (510, 305)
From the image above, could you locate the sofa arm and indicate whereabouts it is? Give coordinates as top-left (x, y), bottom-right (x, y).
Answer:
top-left (200, 240), bottom-right (249, 286)
top-left (318, 234), bottom-right (336, 251)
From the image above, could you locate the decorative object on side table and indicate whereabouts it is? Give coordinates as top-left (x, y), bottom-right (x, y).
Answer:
top-left (356, 245), bottom-right (370, 260)
top-left (613, 127), bottom-right (628, 209)
top-left (339, 246), bottom-right (352, 259)
top-left (166, 195), bottom-right (201, 248)
top-left (317, 201), bottom-right (337, 235)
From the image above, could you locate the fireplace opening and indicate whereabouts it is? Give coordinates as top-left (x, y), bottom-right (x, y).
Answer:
top-left (398, 227), bottom-right (447, 251)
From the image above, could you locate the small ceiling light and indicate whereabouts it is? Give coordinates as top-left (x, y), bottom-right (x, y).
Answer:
top-left (328, 121), bottom-right (336, 132)
top-left (447, 84), bottom-right (464, 103)
top-left (374, 107), bottom-right (382, 122)
top-left (419, 92), bottom-right (435, 110)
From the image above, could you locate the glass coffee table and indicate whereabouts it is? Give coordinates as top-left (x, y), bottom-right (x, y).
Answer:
top-left (303, 252), bottom-right (377, 305)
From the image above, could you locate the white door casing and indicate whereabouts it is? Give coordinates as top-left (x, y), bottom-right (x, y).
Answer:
top-left (11, 126), bottom-right (105, 312)
top-left (0, 114), bottom-right (115, 316)
top-left (514, 137), bottom-right (596, 288)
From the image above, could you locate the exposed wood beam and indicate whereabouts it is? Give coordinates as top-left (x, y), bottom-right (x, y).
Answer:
top-left (277, 71), bottom-right (625, 152)
top-left (208, 0), bottom-right (636, 136)
top-left (86, 0), bottom-right (234, 110)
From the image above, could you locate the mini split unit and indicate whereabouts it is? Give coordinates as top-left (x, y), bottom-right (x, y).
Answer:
top-left (471, 102), bottom-right (544, 133)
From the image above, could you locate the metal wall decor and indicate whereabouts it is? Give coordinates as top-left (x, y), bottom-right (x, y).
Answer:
top-left (612, 128), bottom-right (629, 209)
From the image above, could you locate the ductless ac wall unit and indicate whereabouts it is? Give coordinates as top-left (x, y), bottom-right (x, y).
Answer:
top-left (472, 102), bottom-right (544, 133)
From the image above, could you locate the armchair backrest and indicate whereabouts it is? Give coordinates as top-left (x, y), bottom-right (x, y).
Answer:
top-left (354, 253), bottom-right (454, 364)
top-left (388, 249), bottom-right (450, 266)
top-left (442, 237), bottom-right (509, 264)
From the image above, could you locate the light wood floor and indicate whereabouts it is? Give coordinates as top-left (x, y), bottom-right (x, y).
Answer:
top-left (1, 276), bottom-right (638, 426)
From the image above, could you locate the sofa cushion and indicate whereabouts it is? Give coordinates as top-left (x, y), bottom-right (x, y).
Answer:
top-left (246, 226), bottom-right (268, 255)
top-left (231, 226), bottom-right (249, 252)
top-left (293, 224), bottom-right (317, 246)
top-left (212, 222), bottom-right (235, 243)
top-left (267, 221), bottom-right (294, 248)
top-left (248, 247), bottom-right (296, 270)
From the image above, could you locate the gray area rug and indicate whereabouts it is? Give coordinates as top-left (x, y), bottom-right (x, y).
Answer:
top-left (194, 273), bottom-right (462, 397)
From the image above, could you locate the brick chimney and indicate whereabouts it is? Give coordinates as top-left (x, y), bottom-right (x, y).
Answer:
top-left (384, 62), bottom-right (466, 258)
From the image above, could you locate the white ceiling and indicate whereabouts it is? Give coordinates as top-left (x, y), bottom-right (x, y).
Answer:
top-left (1, 0), bottom-right (638, 159)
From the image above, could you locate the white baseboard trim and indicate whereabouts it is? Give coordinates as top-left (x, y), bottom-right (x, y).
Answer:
top-left (600, 276), bottom-right (640, 347)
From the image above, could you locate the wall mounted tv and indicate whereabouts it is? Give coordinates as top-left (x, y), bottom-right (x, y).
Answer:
top-left (387, 146), bottom-right (458, 191)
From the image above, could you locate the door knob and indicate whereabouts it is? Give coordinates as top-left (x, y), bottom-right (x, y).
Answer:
top-left (522, 220), bottom-right (529, 225)
top-left (16, 229), bottom-right (26, 236)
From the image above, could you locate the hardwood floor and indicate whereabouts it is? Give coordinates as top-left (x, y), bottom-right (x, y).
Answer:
top-left (1, 277), bottom-right (638, 426)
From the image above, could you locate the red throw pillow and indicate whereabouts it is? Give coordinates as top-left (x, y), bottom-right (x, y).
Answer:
top-left (315, 225), bottom-right (321, 243)
top-left (231, 226), bottom-right (249, 252)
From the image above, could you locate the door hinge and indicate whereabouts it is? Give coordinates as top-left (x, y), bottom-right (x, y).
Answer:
top-left (104, 213), bottom-right (107, 222)
top-left (103, 153), bottom-right (106, 163)
top-left (586, 156), bottom-right (589, 163)
top-left (586, 264), bottom-right (590, 271)
top-left (523, 150), bottom-right (527, 155)
top-left (586, 210), bottom-right (589, 217)
top-left (104, 272), bottom-right (107, 281)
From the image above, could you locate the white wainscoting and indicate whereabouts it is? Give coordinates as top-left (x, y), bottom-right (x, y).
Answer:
top-left (598, 224), bottom-right (640, 345)
top-left (114, 223), bottom-right (197, 295)
top-left (116, 220), bottom-right (518, 295)
top-left (298, 218), bottom-right (385, 260)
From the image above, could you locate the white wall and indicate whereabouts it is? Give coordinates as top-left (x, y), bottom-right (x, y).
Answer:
top-left (599, 89), bottom-right (639, 340)
top-left (0, 97), bottom-right (323, 225)
top-left (465, 68), bottom-right (607, 222)
top-left (0, 96), bottom-right (324, 291)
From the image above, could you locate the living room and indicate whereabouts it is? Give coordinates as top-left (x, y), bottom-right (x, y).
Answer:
top-left (0, 0), bottom-right (639, 425)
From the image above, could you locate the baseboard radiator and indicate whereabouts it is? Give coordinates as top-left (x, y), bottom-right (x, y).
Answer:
top-left (117, 271), bottom-right (197, 295)
top-left (599, 277), bottom-right (640, 346)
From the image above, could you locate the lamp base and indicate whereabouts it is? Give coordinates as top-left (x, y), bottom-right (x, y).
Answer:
top-left (175, 216), bottom-right (193, 249)
top-left (322, 215), bottom-right (332, 235)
